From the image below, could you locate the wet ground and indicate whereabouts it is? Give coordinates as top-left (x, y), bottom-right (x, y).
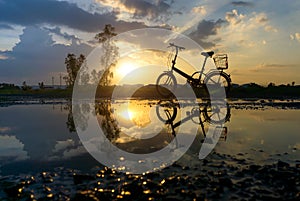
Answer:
top-left (1, 152), bottom-right (299, 201)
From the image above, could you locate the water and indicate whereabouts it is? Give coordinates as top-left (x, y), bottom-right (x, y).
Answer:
top-left (0, 103), bottom-right (98, 175)
top-left (0, 100), bottom-right (299, 200)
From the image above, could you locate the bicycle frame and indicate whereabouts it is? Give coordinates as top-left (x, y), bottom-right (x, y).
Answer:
top-left (169, 44), bottom-right (213, 85)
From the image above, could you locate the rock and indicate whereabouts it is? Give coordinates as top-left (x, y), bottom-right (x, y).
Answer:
top-left (249, 164), bottom-right (261, 172)
top-left (73, 174), bottom-right (95, 185)
top-left (219, 177), bottom-right (233, 188)
top-left (277, 160), bottom-right (290, 170)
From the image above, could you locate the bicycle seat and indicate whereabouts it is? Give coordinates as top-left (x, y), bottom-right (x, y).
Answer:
top-left (201, 51), bottom-right (214, 57)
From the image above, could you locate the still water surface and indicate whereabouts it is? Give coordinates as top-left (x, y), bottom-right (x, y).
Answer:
top-left (0, 100), bottom-right (299, 175)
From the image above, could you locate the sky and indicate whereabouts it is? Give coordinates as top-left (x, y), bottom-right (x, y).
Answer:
top-left (0, 0), bottom-right (300, 85)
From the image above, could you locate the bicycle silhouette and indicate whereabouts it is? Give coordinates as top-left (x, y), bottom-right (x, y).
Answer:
top-left (156, 43), bottom-right (231, 97)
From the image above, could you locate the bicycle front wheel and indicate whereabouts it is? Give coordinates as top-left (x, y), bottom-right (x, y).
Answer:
top-left (156, 72), bottom-right (177, 98)
top-left (204, 71), bottom-right (231, 94)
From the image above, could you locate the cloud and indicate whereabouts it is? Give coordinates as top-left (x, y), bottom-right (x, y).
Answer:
top-left (251, 63), bottom-right (297, 72)
top-left (188, 19), bottom-right (226, 49)
top-left (225, 9), bottom-right (245, 25)
top-left (62, 145), bottom-right (86, 159)
top-left (0, 0), bottom-right (147, 33)
top-left (52, 139), bottom-right (75, 153)
top-left (97, 0), bottom-right (173, 21)
top-left (225, 10), bottom-right (277, 33)
top-left (250, 12), bottom-right (277, 32)
top-left (192, 6), bottom-right (207, 15)
top-left (0, 54), bottom-right (8, 60)
top-left (296, 33), bottom-right (300, 41)
top-left (44, 26), bottom-right (81, 44)
top-left (238, 39), bottom-right (256, 48)
top-left (0, 23), bottom-right (14, 30)
top-left (290, 32), bottom-right (300, 42)
top-left (231, 1), bottom-right (254, 7)
top-left (0, 26), bottom-right (93, 84)
top-left (0, 135), bottom-right (29, 162)
top-left (264, 25), bottom-right (278, 33)
top-left (222, 10), bottom-right (278, 48)
top-left (0, 127), bottom-right (11, 133)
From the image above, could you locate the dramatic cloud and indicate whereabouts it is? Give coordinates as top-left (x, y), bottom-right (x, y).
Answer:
top-left (0, 26), bottom-right (93, 84)
top-left (0, 0), bottom-right (146, 33)
top-left (97, 0), bottom-right (173, 21)
top-left (189, 19), bottom-right (225, 49)
top-left (231, 1), bottom-right (254, 7)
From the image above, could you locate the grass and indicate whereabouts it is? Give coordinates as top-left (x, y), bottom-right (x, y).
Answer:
top-left (0, 88), bottom-right (73, 98)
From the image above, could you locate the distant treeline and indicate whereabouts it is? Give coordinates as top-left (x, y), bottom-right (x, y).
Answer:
top-left (1, 83), bottom-right (300, 99)
top-left (229, 83), bottom-right (300, 99)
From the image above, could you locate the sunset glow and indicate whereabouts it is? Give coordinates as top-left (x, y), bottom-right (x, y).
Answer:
top-left (116, 62), bottom-right (137, 77)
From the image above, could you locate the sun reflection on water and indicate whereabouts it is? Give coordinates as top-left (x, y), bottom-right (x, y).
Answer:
top-left (116, 101), bottom-right (152, 128)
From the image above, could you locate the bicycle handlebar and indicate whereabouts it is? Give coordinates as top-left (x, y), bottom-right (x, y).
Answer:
top-left (168, 43), bottom-right (185, 51)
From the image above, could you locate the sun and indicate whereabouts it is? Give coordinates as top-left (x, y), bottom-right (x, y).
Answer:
top-left (120, 109), bottom-right (135, 121)
top-left (116, 62), bottom-right (137, 76)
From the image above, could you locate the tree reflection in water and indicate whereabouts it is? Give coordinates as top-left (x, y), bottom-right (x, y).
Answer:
top-left (95, 99), bottom-right (120, 142)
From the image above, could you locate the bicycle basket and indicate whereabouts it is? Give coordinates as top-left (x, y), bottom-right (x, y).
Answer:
top-left (213, 54), bottom-right (228, 69)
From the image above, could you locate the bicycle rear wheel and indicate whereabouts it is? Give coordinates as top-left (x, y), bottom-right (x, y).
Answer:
top-left (156, 72), bottom-right (177, 98)
top-left (156, 101), bottom-right (178, 123)
top-left (204, 71), bottom-right (231, 94)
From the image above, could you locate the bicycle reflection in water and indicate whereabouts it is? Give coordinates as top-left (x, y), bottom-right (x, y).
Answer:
top-left (156, 100), bottom-right (230, 144)
top-left (91, 99), bottom-right (230, 155)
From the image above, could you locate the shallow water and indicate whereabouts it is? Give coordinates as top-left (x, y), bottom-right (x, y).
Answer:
top-left (0, 100), bottom-right (299, 200)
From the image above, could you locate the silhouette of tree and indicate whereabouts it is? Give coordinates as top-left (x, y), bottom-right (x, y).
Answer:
top-left (22, 81), bottom-right (31, 91)
top-left (292, 81), bottom-right (295, 86)
top-left (95, 24), bottom-right (118, 86)
top-left (267, 82), bottom-right (275, 87)
top-left (64, 53), bottom-right (86, 87)
top-left (38, 82), bottom-right (44, 89)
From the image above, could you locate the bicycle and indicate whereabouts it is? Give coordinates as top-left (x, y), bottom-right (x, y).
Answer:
top-left (156, 43), bottom-right (231, 97)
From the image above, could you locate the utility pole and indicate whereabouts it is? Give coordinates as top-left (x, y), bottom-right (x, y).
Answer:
top-left (52, 76), bottom-right (54, 88)
top-left (60, 74), bottom-right (62, 88)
